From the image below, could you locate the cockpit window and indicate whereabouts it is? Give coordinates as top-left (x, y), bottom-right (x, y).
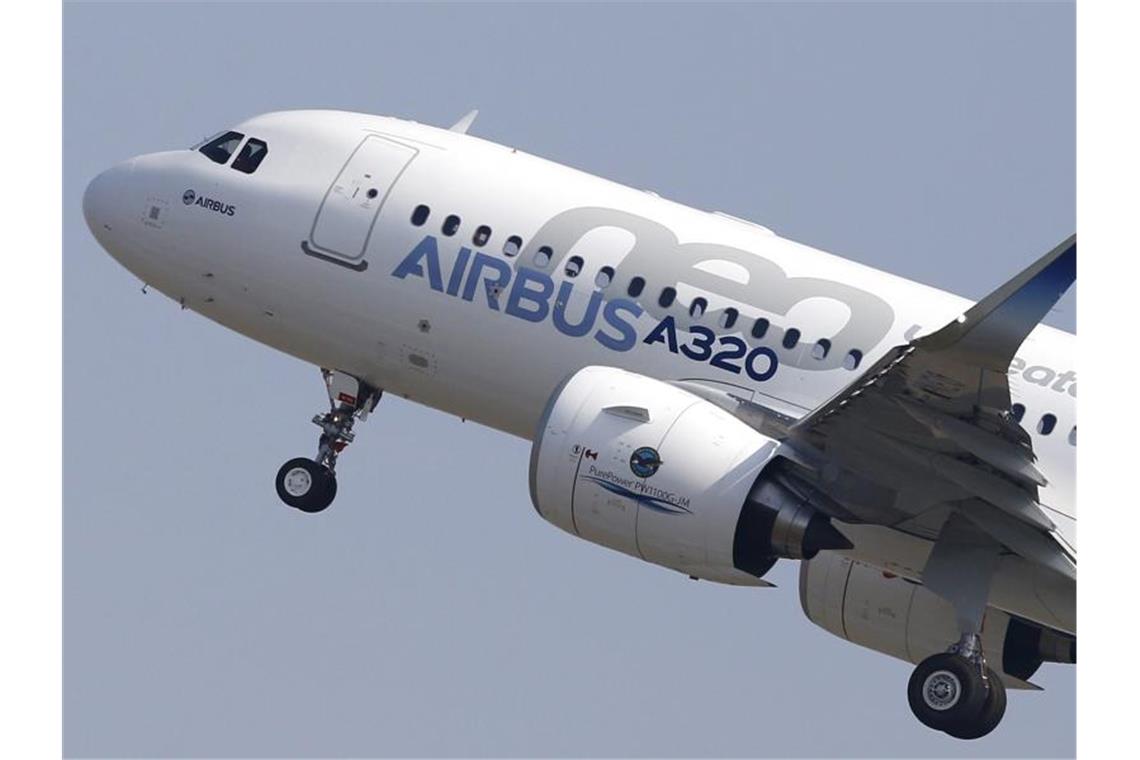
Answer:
top-left (190, 131), bottom-right (224, 151)
top-left (231, 138), bottom-right (268, 174)
top-left (198, 130), bottom-right (245, 165)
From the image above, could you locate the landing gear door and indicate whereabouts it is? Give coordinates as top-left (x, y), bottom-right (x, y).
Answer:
top-left (307, 135), bottom-right (417, 265)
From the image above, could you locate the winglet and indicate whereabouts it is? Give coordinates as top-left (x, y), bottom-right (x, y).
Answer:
top-left (917, 235), bottom-right (1076, 369)
top-left (449, 109), bottom-right (479, 134)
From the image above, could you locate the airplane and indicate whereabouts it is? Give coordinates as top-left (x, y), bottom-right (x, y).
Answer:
top-left (82, 108), bottom-right (1075, 740)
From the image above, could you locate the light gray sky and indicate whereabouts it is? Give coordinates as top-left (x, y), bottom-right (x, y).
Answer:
top-left (64, 2), bottom-right (1074, 757)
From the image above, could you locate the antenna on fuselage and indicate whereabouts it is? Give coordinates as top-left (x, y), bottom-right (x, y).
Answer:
top-left (449, 109), bottom-right (479, 134)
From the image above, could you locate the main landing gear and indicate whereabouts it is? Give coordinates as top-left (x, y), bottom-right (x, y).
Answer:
top-left (907, 633), bottom-right (1007, 740)
top-left (275, 369), bottom-right (381, 513)
top-left (907, 513), bottom-right (1007, 740)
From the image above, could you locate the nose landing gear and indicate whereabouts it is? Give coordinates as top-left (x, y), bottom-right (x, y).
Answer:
top-left (275, 369), bottom-right (381, 513)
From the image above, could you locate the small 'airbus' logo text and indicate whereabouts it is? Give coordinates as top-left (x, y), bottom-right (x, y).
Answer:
top-left (183, 189), bottom-right (236, 216)
top-left (629, 447), bottom-right (662, 479)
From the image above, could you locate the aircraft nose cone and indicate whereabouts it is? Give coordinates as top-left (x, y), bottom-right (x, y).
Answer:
top-left (83, 159), bottom-right (135, 238)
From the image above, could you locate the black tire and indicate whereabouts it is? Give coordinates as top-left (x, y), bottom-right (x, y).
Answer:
top-left (943, 669), bottom-right (1007, 740)
top-left (907, 653), bottom-right (988, 732)
top-left (275, 457), bottom-right (337, 513)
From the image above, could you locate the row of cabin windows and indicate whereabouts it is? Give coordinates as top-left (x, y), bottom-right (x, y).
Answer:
top-left (1011, 403), bottom-right (1076, 445)
top-left (410, 203), bottom-right (865, 370)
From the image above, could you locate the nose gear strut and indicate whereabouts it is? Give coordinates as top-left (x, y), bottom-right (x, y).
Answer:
top-left (275, 369), bottom-right (382, 513)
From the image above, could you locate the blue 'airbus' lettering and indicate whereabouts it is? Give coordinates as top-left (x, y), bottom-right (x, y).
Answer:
top-left (391, 235), bottom-right (779, 381)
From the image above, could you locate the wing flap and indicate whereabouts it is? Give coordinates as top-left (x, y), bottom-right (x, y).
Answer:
top-left (893, 398), bottom-right (1048, 487)
top-left (957, 500), bottom-right (1076, 581)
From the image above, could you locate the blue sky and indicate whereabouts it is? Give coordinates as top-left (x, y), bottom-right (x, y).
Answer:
top-left (65, 3), bottom-right (1074, 756)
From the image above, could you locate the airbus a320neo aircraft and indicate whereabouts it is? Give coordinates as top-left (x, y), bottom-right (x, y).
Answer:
top-left (84, 109), bottom-right (1075, 740)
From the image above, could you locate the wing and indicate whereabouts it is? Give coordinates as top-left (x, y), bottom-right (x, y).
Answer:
top-left (786, 236), bottom-right (1076, 579)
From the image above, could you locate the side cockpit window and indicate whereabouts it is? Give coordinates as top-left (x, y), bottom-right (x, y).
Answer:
top-left (232, 138), bottom-right (268, 174)
top-left (198, 130), bottom-right (245, 165)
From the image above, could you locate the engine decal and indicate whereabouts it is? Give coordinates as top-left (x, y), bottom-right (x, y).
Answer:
top-left (579, 466), bottom-right (692, 515)
top-left (629, 447), bottom-right (662, 478)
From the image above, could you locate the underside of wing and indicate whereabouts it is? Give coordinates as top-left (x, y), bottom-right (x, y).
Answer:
top-left (783, 236), bottom-right (1076, 578)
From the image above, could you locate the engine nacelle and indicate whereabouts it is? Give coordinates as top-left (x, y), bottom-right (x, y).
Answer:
top-left (529, 366), bottom-right (850, 584)
top-left (799, 552), bottom-right (1076, 684)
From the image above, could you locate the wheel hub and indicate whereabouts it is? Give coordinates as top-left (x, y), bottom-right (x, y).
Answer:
top-left (283, 467), bottom-right (313, 497)
top-left (923, 670), bottom-right (962, 711)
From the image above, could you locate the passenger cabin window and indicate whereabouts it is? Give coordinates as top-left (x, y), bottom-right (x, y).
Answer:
top-left (782, 328), bottom-right (801, 350)
top-left (1068, 426), bottom-right (1077, 446)
top-left (595, 266), bottom-right (614, 289)
top-left (472, 225), bottom-right (492, 246)
top-left (751, 318), bottom-right (770, 339)
top-left (659, 287), bottom-right (677, 308)
top-left (720, 308), bottom-right (739, 329)
top-left (199, 130), bottom-right (245, 165)
top-left (442, 214), bottom-right (461, 236)
top-left (812, 339), bottom-right (832, 360)
top-left (231, 138), bottom-right (268, 174)
top-left (564, 255), bottom-right (584, 278)
top-left (503, 235), bottom-right (522, 257)
top-left (1037, 414), bottom-right (1057, 436)
top-left (535, 246), bottom-right (553, 268)
top-left (627, 277), bottom-right (645, 298)
top-left (411, 205), bottom-right (430, 226)
top-left (843, 349), bottom-right (863, 371)
top-left (1011, 403), bottom-right (1026, 422)
top-left (689, 297), bottom-right (708, 319)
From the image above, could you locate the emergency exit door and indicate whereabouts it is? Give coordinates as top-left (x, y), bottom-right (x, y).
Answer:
top-left (307, 135), bottom-right (417, 266)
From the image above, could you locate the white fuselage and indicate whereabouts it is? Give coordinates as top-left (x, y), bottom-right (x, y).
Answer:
top-left (83, 110), bottom-right (1075, 631)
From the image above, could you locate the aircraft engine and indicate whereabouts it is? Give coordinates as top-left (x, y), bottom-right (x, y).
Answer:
top-left (799, 552), bottom-right (1076, 684)
top-left (529, 366), bottom-right (851, 584)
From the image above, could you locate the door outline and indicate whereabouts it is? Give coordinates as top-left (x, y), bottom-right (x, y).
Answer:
top-left (303, 135), bottom-right (419, 271)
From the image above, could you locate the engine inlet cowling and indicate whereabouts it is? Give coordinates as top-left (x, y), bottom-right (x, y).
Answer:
top-left (530, 366), bottom-right (851, 584)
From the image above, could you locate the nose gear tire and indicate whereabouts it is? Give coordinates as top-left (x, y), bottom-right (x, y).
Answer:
top-left (275, 457), bottom-right (337, 513)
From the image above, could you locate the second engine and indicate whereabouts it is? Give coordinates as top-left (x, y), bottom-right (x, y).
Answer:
top-left (529, 366), bottom-right (851, 584)
top-left (800, 551), bottom-right (1077, 684)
